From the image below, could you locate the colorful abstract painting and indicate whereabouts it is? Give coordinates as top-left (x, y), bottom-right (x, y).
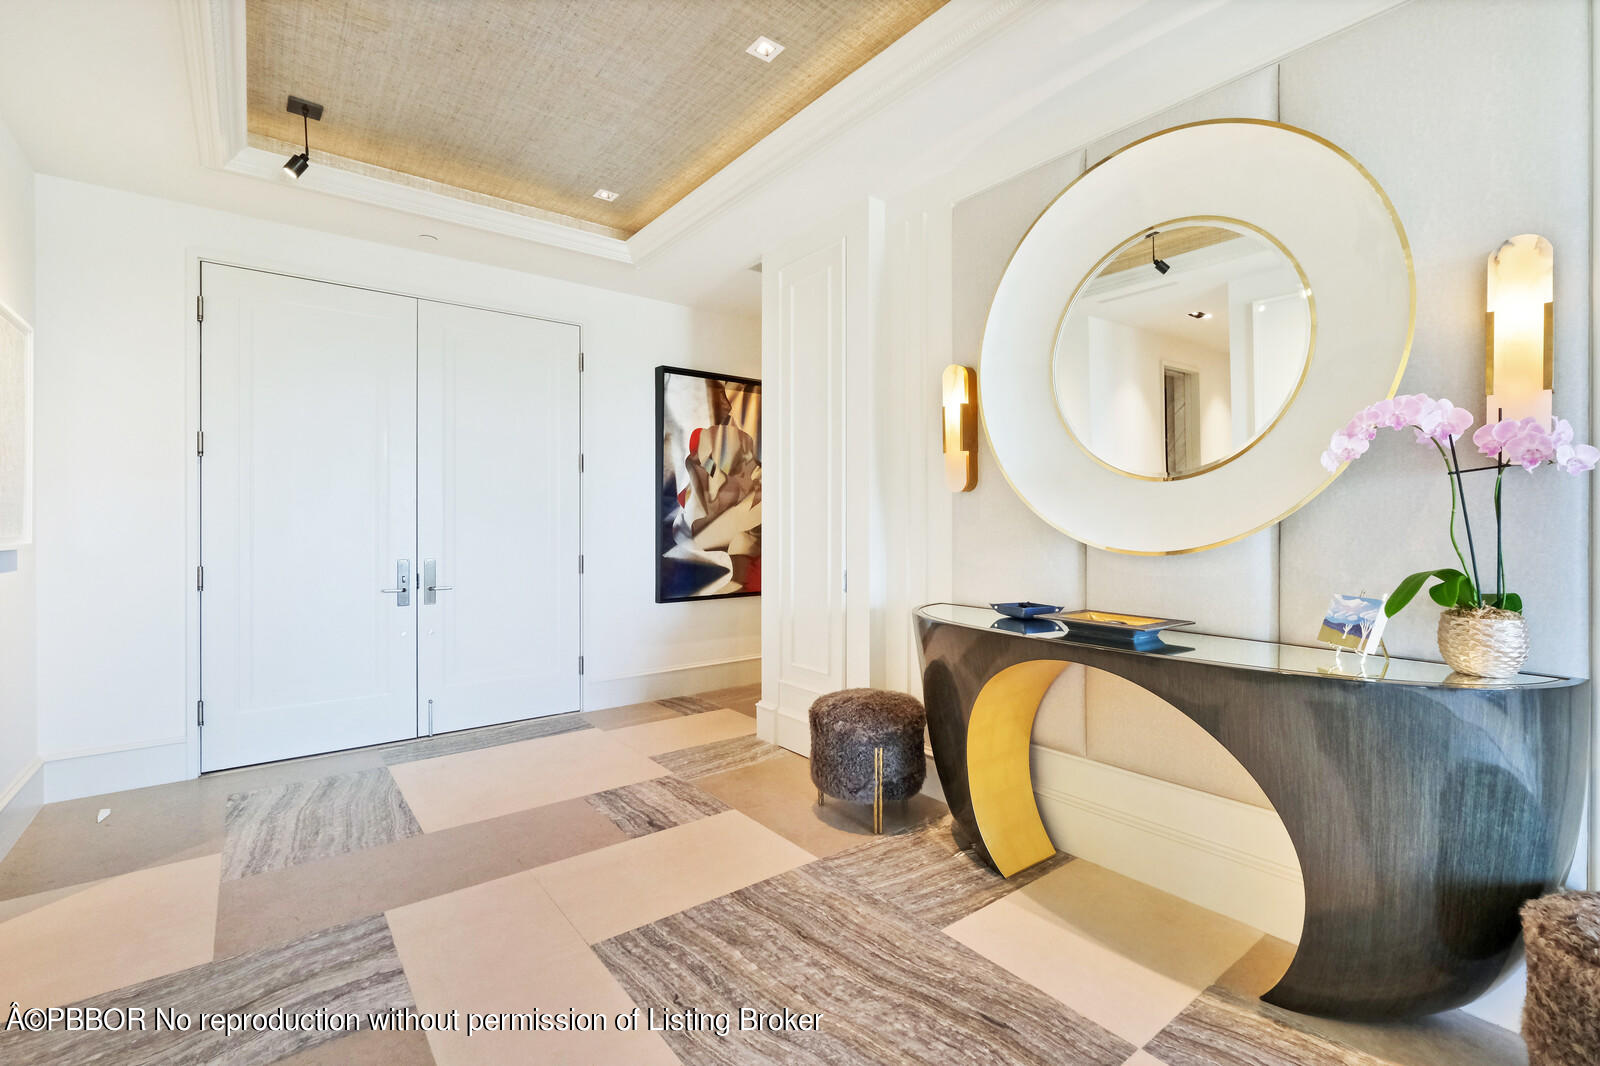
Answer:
top-left (656, 366), bottom-right (761, 602)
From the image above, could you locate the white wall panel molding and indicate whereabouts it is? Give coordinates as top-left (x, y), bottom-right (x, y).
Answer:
top-left (1031, 744), bottom-right (1304, 943)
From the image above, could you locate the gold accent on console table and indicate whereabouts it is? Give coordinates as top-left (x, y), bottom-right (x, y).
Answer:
top-left (967, 660), bottom-right (1068, 876)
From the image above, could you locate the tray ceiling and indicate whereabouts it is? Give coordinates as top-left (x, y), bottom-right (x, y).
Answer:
top-left (245, 0), bottom-right (948, 236)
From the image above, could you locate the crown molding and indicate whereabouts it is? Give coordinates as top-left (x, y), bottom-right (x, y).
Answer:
top-left (175, 0), bottom-right (1040, 266)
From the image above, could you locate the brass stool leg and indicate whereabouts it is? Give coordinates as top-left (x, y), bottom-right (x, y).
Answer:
top-left (816, 788), bottom-right (824, 806)
top-left (873, 746), bottom-right (884, 834)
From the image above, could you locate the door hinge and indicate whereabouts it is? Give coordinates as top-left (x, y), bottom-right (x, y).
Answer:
top-left (196, 430), bottom-right (204, 457)
top-left (842, 568), bottom-right (848, 594)
top-left (578, 554), bottom-right (585, 574)
top-left (196, 699), bottom-right (204, 727)
top-left (578, 352), bottom-right (585, 372)
top-left (196, 295), bottom-right (203, 323)
top-left (196, 565), bottom-right (204, 591)
top-left (578, 453), bottom-right (585, 474)
top-left (578, 655), bottom-right (585, 675)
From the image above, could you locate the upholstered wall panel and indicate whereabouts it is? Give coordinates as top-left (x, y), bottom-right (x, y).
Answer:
top-left (1083, 65), bottom-right (1278, 166)
top-left (951, 148), bottom-right (1088, 613)
top-left (1032, 664), bottom-right (1087, 757)
top-left (1275, 0), bottom-right (1591, 675)
top-left (1082, 669), bottom-right (1273, 809)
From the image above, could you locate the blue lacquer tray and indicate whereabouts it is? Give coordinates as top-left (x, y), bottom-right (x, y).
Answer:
top-left (990, 601), bottom-right (1063, 619)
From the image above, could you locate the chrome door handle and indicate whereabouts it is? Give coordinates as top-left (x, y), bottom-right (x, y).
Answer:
top-left (422, 559), bottom-right (452, 604)
top-left (382, 560), bottom-right (411, 606)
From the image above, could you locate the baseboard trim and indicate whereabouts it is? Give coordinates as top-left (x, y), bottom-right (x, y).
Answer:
top-left (1030, 744), bottom-right (1304, 942)
top-left (585, 655), bottom-right (760, 711)
top-left (0, 756), bottom-right (44, 862)
top-left (41, 737), bottom-right (190, 804)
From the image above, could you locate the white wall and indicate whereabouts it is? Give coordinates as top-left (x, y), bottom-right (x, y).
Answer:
top-left (0, 111), bottom-right (39, 859)
top-left (31, 176), bottom-right (759, 797)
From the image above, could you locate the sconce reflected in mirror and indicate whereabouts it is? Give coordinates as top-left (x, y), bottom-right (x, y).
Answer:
top-left (1486, 234), bottom-right (1553, 427)
top-left (943, 364), bottom-right (977, 492)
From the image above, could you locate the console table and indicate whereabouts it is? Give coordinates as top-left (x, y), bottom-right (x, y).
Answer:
top-left (915, 603), bottom-right (1590, 1020)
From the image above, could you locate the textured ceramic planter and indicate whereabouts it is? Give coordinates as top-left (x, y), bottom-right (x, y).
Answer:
top-left (1437, 607), bottom-right (1530, 678)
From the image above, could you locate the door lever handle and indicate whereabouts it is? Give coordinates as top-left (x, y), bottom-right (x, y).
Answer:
top-left (382, 561), bottom-right (411, 606)
top-left (422, 559), bottom-right (452, 604)
top-left (427, 584), bottom-right (454, 592)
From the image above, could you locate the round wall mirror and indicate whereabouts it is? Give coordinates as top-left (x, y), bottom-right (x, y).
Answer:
top-left (981, 120), bottom-right (1413, 554)
top-left (1052, 219), bottom-right (1312, 480)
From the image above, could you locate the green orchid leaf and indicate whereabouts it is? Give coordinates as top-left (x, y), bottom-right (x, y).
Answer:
top-left (1388, 569), bottom-right (1472, 618)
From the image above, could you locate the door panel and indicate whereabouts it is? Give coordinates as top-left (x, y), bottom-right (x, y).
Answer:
top-left (418, 302), bottom-right (581, 733)
top-left (200, 265), bottom-right (418, 770)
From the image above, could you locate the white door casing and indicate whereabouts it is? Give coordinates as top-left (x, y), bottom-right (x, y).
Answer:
top-left (199, 265), bottom-right (418, 770)
top-left (417, 301), bottom-right (582, 733)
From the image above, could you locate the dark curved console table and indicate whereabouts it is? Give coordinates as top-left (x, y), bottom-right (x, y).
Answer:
top-left (915, 603), bottom-right (1590, 1020)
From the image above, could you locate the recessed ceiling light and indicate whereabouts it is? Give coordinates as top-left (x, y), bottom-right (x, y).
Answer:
top-left (747, 36), bottom-right (784, 62)
top-left (1186, 311), bottom-right (1212, 320)
top-left (593, 188), bottom-right (619, 202)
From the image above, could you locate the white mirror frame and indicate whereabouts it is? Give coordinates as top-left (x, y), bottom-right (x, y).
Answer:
top-left (981, 120), bottom-right (1414, 555)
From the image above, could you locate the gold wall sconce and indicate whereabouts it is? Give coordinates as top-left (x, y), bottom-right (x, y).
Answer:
top-left (1486, 234), bottom-right (1553, 426)
top-left (943, 364), bottom-right (977, 492)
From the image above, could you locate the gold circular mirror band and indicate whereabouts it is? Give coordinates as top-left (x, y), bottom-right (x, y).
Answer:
top-left (976, 118), bottom-right (1415, 555)
top-left (1048, 215), bottom-right (1317, 483)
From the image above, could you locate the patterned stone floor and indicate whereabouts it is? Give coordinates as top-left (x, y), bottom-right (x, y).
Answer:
top-left (0, 682), bottom-right (1528, 1065)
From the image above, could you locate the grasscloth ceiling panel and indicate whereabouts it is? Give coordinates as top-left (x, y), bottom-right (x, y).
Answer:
top-left (246, 0), bottom-right (948, 234)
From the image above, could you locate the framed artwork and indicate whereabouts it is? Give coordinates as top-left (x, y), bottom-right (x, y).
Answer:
top-left (0, 299), bottom-right (32, 552)
top-left (1317, 593), bottom-right (1388, 655)
top-left (656, 366), bottom-right (761, 602)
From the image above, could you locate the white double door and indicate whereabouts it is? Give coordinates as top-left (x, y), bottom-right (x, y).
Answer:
top-left (199, 264), bottom-right (580, 771)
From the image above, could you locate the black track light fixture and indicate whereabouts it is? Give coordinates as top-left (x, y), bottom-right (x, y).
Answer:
top-left (283, 95), bottom-right (324, 180)
top-left (1147, 231), bottom-right (1171, 275)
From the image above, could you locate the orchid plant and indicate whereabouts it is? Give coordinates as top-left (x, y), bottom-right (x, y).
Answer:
top-left (1320, 394), bottom-right (1598, 619)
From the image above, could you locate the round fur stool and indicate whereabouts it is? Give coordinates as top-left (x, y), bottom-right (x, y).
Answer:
top-left (1522, 891), bottom-right (1600, 1066)
top-left (808, 689), bottom-right (926, 833)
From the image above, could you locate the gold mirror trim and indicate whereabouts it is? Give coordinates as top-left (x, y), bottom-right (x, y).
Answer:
top-left (966, 659), bottom-right (1068, 877)
top-left (975, 118), bottom-right (1416, 556)
top-left (1048, 216), bottom-right (1317, 483)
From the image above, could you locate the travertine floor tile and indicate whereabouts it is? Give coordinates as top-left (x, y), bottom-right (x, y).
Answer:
top-left (216, 796), bottom-right (626, 958)
top-left (1215, 933), bottom-right (1297, 998)
top-left (585, 776), bottom-right (729, 838)
top-left (696, 683), bottom-right (761, 717)
top-left (604, 707), bottom-right (755, 757)
top-left (946, 860), bottom-right (1259, 1046)
top-left (534, 809), bottom-right (813, 942)
top-left (223, 767), bottom-right (422, 880)
top-left (596, 864), bottom-right (1135, 1065)
top-left (0, 914), bottom-right (411, 1065)
top-left (651, 734), bottom-right (785, 779)
top-left (0, 854), bottom-right (220, 1009)
top-left (387, 867), bottom-right (678, 1066)
top-left (578, 700), bottom-right (685, 730)
top-left (380, 715), bottom-right (588, 765)
top-left (805, 816), bottom-right (1064, 927)
top-left (1122, 1052), bottom-right (1170, 1066)
top-left (389, 728), bottom-right (667, 832)
top-left (1144, 987), bottom-right (1389, 1066)
top-left (695, 748), bottom-right (945, 857)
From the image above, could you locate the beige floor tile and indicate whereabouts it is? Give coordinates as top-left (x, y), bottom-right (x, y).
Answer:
top-left (1216, 933), bottom-right (1297, 997)
top-left (697, 683), bottom-right (762, 717)
top-left (604, 707), bottom-right (756, 757)
top-left (1122, 1052), bottom-right (1170, 1066)
top-left (387, 868), bottom-right (678, 1066)
top-left (273, 1028), bottom-right (436, 1066)
top-left (0, 779), bottom-right (225, 901)
top-left (388, 729), bottom-right (668, 832)
top-left (0, 854), bottom-right (220, 1008)
top-left (215, 795), bottom-right (627, 958)
top-left (579, 701), bottom-right (684, 730)
top-left (695, 748), bottom-right (946, 857)
top-left (534, 809), bottom-right (814, 942)
top-left (946, 860), bottom-right (1260, 1046)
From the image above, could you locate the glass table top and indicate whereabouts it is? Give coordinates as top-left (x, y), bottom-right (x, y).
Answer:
top-left (917, 603), bottom-right (1575, 688)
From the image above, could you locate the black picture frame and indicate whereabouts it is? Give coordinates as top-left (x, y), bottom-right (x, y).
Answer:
top-left (655, 364), bottom-right (763, 603)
